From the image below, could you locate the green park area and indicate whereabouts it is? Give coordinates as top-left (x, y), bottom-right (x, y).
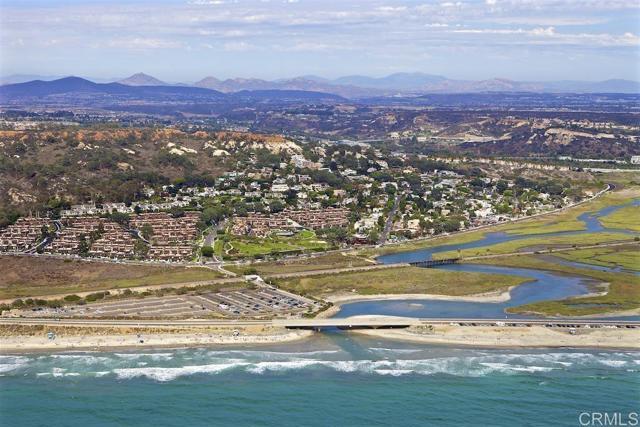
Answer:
top-left (273, 266), bottom-right (530, 299)
top-left (0, 256), bottom-right (225, 299)
top-left (218, 230), bottom-right (330, 259)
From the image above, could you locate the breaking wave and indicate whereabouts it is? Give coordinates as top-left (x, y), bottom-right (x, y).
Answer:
top-left (2, 350), bottom-right (638, 382)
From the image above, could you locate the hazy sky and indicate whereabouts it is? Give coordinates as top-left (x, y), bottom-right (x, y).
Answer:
top-left (1, 0), bottom-right (639, 82)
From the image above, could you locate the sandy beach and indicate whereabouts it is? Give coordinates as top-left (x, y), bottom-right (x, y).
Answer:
top-left (325, 288), bottom-right (514, 305)
top-left (0, 325), bottom-right (313, 352)
top-left (353, 324), bottom-right (640, 349)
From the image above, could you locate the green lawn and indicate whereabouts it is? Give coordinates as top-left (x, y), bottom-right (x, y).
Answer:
top-left (600, 205), bottom-right (640, 232)
top-left (467, 255), bottom-right (640, 316)
top-left (274, 266), bottom-right (530, 298)
top-left (433, 232), bottom-right (635, 259)
top-left (225, 230), bottom-right (329, 258)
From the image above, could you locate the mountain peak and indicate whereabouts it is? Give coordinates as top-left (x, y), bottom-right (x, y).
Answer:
top-left (118, 73), bottom-right (166, 86)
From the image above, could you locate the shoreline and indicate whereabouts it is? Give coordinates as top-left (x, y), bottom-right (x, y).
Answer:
top-left (351, 325), bottom-right (640, 349)
top-left (324, 287), bottom-right (514, 305)
top-left (0, 327), bottom-right (313, 353)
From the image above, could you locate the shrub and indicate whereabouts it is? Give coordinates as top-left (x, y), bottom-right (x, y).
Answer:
top-left (201, 246), bottom-right (214, 257)
top-left (64, 294), bottom-right (82, 302)
top-left (85, 292), bottom-right (106, 302)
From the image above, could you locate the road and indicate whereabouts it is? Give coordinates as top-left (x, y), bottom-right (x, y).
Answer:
top-left (378, 194), bottom-right (401, 245)
top-left (0, 316), bottom-right (637, 329)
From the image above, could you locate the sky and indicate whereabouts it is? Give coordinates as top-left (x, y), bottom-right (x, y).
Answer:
top-left (1, 0), bottom-right (639, 82)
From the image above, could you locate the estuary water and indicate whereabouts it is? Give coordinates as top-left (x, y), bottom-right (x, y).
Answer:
top-left (1, 335), bottom-right (639, 427)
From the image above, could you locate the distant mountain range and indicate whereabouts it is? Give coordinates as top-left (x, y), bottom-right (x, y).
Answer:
top-left (3, 72), bottom-right (638, 98)
top-left (0, 76), bottom-right (345, 106)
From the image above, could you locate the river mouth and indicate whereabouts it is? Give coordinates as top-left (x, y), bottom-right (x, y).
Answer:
top-left (337, 198), bottom-right (640, 321)
top-left (332, 263), bottom-right (598, 320)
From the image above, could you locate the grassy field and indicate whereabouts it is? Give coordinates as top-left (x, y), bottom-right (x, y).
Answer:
top-left (467, 255), bottom-right (640, 316)
top-left (0, 256), bottom-right (224, 299)
top-left (600, 205), bottom-right (640, 232)
top-left (273, 266), bottom-right (530, 298)
top-left (433, 232), bottom-right (635, 259)
top-left (552, 245), bottom-right (640, 271)
top-left (224, 230), bottom-right (329, 258)
top-left (226, 252), bottom-right (373, 275)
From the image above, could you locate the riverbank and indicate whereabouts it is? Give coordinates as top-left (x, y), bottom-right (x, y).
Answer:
top-left (325, 287), bottom-right (514, 305)
top-left (353, 324), bottom-right (640, 349)
top-left (0, 325), bottom-right (313, 353)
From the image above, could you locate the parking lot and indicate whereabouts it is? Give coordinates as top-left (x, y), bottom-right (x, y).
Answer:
top-left (18, 287), bottom-right (319, 319)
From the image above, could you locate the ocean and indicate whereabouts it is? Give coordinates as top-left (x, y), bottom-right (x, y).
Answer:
top-left (2, 333), bottom-right (639, 427)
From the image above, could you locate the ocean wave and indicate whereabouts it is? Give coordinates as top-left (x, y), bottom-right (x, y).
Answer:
top-left (114, 353), bottom-right (174, 361)
top-left (0, 363), bottom-right (26, 373)
top-left (107, 357), bottom-right (563, 381)
top-left (246, 360), bottom-right (322, 374)
top-left (45, 354), bottom-right (111, 364)
top-left (0, 355), bottom-right (30, 373)
top-left (374, 369), bottom-right (414, 376)
top-left (114, 363), bottom-right (246, 381)
top-left (479, 362), bottom-right (556, 373)
top-left (202, 349), bottom-right (340, 358)
top-left (599, 360), bottom-right (627, 367)
top-left (368, 347), bottom-right (422, 354)
top-left (5, 350), bottom-right (638, 381)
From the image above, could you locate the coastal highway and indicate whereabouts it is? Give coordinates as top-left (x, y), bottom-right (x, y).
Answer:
top-left (1, 317), bottom-right (638, 330)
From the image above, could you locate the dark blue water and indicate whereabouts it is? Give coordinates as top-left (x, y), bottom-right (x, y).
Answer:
top-left (1, 336), bottom-right (639, 427)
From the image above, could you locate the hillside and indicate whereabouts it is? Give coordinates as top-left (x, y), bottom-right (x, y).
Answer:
top-left (0, 126), bottom-right (300, 223)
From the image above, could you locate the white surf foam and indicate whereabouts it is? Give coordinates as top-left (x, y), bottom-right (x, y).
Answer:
top-left (368, 347), bottom-right (422, 354)
top-left (114, 353), bottom-right (174, 361)
top-left (114, 363), bottom-right (246, 381)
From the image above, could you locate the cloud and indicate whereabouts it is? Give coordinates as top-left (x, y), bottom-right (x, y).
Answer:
top-left (1, 0), bottom-right (638, 80)
top-left (107, 38), bottom-right (185, 49)
top-left (453, 26), bottom-right (639, 47)
top-left (453, 27), bottom-right (555, 36)
top-left (223, 41), bottom-right (254, 51)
